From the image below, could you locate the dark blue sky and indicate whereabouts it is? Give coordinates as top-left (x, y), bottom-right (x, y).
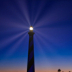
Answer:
top-left (0, 0), bottom-right (72, 72)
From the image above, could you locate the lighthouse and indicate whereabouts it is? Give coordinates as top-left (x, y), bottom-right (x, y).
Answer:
top-left (27, 26), bottom-right (35, 72)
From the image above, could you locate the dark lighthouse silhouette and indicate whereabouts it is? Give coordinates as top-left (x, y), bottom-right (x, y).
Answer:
top-left (27, 26), bottom-right (35, 72)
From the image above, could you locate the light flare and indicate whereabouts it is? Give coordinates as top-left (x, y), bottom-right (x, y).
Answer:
top-left (29, 26), bottom-right (33, 31)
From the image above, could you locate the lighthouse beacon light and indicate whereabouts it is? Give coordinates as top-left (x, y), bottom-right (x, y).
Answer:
top-left (29, 26), bottom-right (33, 31)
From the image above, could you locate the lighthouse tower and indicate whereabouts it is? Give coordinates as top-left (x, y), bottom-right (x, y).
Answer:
top-left (27, 26), bottom-right (35, 72)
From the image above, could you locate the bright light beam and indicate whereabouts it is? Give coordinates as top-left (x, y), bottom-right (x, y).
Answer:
top-left (17, 0), bottom-right (30, 25)
top-left (6, 33), bottom-right (28, 56)
top-left (0, 30), bottom-right (28, 49)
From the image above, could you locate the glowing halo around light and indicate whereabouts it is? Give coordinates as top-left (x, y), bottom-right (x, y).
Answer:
top-left (29, 26), bottom-right (33, 31)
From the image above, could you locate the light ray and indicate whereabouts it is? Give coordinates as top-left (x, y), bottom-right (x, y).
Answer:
top-left (1, 17), bottom-right (28, 29)
top-left (35, 30), bottom-right (49, 40)
top-left (35, 34), bottom-right (54, 67)
top-left (34, 2), bottom-right (72, 28)
top-left (34, 34), bottom-right (44, 53)
top-left (17, 0), bottom-right (30, 26)
top-left (33, 1), bottom-right (46, 26)
top-left (35, 33), bottom-right (55, 52)
top-left (35, 30), bottom-right (60, 54)
top-left (0, 30), bottom-right (28, 49)
top-left (6, 33), bottom-right (27, 56)
top-left (8, 5), bottom-right (28, 25)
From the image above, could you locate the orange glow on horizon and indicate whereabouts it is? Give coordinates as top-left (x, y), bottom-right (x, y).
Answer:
top-left (0, 69), bottom-right (72, 72)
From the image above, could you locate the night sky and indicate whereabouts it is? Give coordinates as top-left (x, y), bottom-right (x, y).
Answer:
top-left (0, 0), bottom-right (72, 72)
